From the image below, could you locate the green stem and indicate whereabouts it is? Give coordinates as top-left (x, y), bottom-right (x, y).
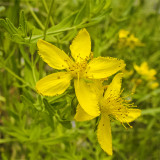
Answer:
top-left (42, 0), bottom-right (54, 26)
top-left (39, 59), bottom-right (44, 79)
top-left (4, 66), bottom-right (25, 83)
top-left (42, 0), bottom-right (49, 12)
top-left (25, 20), bottom-right (100, 42)
top-left (43, 0), bottom-right (54, 39)
top-left (31, 54), bottom-right (37, 84)
top-left (3, 65), bottom-right (35, 91)
top-left (27, 2), bottom-right (44, 30)
top-left (4, 46), bottom-right (16, 63)
top-left (25, 26), bottom-right (76, 42)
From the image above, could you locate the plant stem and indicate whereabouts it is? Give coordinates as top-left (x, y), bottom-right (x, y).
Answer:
top-left (25, 19), bottom-right (102, 42)
top-left (42, 0), bottom-right (54, 26)
top-left (3, 65), bottom-right (35, 91)
top-left (27, 2), bottom-right (45, 30)
top-left (43, 0), bottom-right (54, 40)
top-left (31, 54), bottom-right (37, 84)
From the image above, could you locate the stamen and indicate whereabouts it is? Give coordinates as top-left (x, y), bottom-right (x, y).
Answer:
top-left (127, 122), bottom-right (133, 128)
top-left (121, 122), bottom-right (127, 129)
top-left (68, 59), bottom-right (87, 78)
top-left (103, 95), bottom-right (136, 129)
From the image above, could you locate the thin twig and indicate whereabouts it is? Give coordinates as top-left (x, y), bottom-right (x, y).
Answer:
top-left (43, 0), bottom-right (54, 39)
top-left (27, 2), bottom-right (45, 30)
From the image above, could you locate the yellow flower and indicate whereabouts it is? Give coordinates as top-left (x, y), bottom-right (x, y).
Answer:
top-left (134, 62), bottom-right (157, 80)
top-left (36, 29), bottom-right (126, 116)
top-left (75, 73), bottom-right (141, 155)
top-left (149, 81), bottom-right (159, 89)
top-left (118, 29), bottom-right (144, 49)
top-left (118, 29), bottom-right (130, 39)
top-left (122, 68), bottom-right (133, 78)
top-left (127, 34), bottom-right (145, 48)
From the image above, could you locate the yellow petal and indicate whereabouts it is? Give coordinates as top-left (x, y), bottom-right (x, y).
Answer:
top-left (86, 57), bottom-right (126, 79)
top-left (119, 109), bottom-right (141, 123)
top-left (133, 64), bottom-right (141, 74)
top-left (74, 79), bottom-right (100, 117)
top-left (37, 39), bottom-right (73, 70)
top-left (36, 72), bottom-right (72, 96)
top-left (128, 34), bottom-right (140, 43)
top-left (149, 81), bottom-right (159, 89)
top-left (119, 29), bottom-right (129, 38)
top-left (97, 114), bottom-right (112, 155)
top-left (149, 69), bottom-right (157, 77)
top-left (104, 73), bottom-right (123, 99)
top-left (141, 62), bottom-right (148, 71)
top-left (70, 28), bottom-right (91, 62)
top-left (74, 104), bottom-right (96, 121)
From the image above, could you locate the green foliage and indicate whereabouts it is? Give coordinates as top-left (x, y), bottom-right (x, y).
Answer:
top-left (0, 0), bottom-right (160, 159)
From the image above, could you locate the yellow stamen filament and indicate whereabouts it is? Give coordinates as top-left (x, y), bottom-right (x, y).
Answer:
top-left (101, 96), bottom-right (136, 129)
top-left (68, 60), bottom-right (88, 79)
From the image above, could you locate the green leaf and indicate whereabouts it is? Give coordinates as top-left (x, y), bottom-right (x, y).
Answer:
top-left (0, 18), bottom-right (25, 43)
top-left (24, 63), bottom-right (36, 87)
top-left (8, 110), bottom-right (19, 121)
top-left (74, 1), bottom-right (90, 25)
top-left (21, 95), bottom-right (34, 108)
top-left (5, 18), bottom-right (18, 34)
top-left (6, 131), bottom-right (28, 142)
top-left (137, 89), bottom-right (160, 103)
top-left (91, 0), bottom-right (111, 17)
top-left (103, 0), bottom-right (112, 10)
top-left (47, 12), bottom-right (77, 33)
top-left (141, 108), bottom-right (160, 115)
top-left (19, 44), bottom-right (31, 66)
top-left (0, 19), bottom-right (11, 34)
top-left (30, 126), bottom-right (41, 141)
top-left (51, 100), bottom-right (67, 110)
top-left (11, 34), bottom-right (25, 43)
top-left (0, 138), bottom-right (15, 144)
top-left (38, 136), bottom-right (72, 145)
top-left (43, 98), bottom-right (55, 116)
top-left (60, 121), bottom-right (72, 129)
top-left (92, 0), bottom-right (106, 15)
top-left (19, 10), bottom-right (27, 37)
top-left (23, 88), bottom-right (34, 103)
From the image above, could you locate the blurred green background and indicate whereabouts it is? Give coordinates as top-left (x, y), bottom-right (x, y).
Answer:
top-left (0, 0), bottom-right (160, 159)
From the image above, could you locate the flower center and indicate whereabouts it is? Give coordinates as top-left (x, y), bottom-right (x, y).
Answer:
top-left (68, 60), bottom-right (87, 78)
top-left (100, 97), bottom-right (132, 121)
